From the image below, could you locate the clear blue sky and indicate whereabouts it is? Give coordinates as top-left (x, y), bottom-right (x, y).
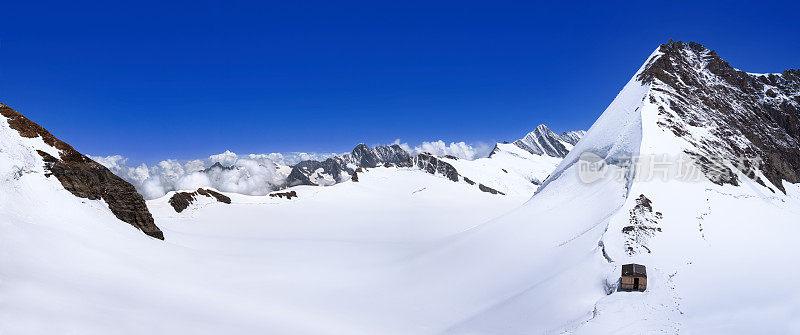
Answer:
top-left (2, 1), bottom-right (798, 163)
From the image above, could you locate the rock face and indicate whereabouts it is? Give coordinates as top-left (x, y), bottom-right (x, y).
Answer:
top-left (0, 104), bottom-right (163, 239)
top-left (285, 143), bottom-right (411, 186)
top-left (638, 40), bottom-right (800, 192)
top-left (478, 183), bottom-right (505, 195)
top-left (168, 188), bottom-right (232, 213)
top-left (413, 153), bottom-right (460, 182)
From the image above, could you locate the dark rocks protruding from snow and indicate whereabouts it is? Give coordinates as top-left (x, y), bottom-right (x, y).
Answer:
top-left (411, 153), bottom-right (506, 195)
top-left (285, 143), bottom-right (411, 187)
top-left (351, 171), bottom-right (359, 182)
top-left (413, 153), bottom-right (459, 182)
top-left (638, 40), bottom-right (800, 192)
top-left (0, 104), bottom-right (164, 240)
top-left (169, 188), bottom-right (231, 213)
top-left (478, 183), bottom-right (505, 195)
top-left (270, 191), bottom-right (297, 199)
top-left (623, 194), bottom-right (662, 255)
top-left (286, 158), bottom-right (349, 187)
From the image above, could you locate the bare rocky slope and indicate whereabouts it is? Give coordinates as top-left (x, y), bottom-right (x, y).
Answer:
top-left (638, 40), bottom-right (800, 192)
top-left (0, 104), bottom-right (163, 239)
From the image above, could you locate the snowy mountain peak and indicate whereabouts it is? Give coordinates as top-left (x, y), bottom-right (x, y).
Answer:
top-left (534, 123), bottom-right (551, 133)
top-left (510, 124), bottom-right (582, 158)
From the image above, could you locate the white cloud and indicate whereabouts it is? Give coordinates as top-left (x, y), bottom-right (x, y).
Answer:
top-left (393, 139), bottom-right (492, 160)
top-left (91, 149), bottom-right (342, 199)
top-left (92, 141), bottom-right (489, 199)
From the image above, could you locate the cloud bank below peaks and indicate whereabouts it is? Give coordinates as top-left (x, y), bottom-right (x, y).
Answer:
top-left (90, 151), bottom-right (338, 200)
top-left (92, 140), bottom-right (490, 200)
top-left (394, 140), bottom-right (492, 160)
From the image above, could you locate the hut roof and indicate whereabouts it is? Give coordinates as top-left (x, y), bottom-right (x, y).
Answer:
top-left (621, 263), bottom-right (647, 277)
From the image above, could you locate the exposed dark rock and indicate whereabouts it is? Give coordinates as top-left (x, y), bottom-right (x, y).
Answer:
top-left (478, 183), bottom-right (505, 195)
top-left (463, 177), bottom-right (476, 185)
top-left (168, 188), bottom-right (231, 213)
top-left (270, 190), bottom-right (298, 199)
top-left (638, 40), bottom-right (800, 192)
top-left (286, 158), bottom-right (345, 187)
top-left (203, 162), bottom-right (235, 172)
top-left (488, 144), bottom-right (501, 158)
top-left (351, 171), bottom-right (359, 182)
top-left (623, 195), bottom-right (662, 255)
top-left (413, 153), bottom-right (459, 182)
top-left (285, 143), bottom-right (411, 187)
top-left (501, 169), bottom-right (508, 173)
top-left (197, 188), bottom-right (231, 204)
top-left (444, 155), bottom-right (458, 160)
top-left (0, 104), bottom-right (163, 239)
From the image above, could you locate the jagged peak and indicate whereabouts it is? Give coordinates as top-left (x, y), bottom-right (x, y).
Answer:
top-left (630, 40), bottom-right (800, 193)
top-left (352, 143), bottom-right (370, 152)
top-left (534, 124), bottom-right (551, 133)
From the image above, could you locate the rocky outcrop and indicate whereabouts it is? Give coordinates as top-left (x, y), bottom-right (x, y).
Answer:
top-left (638, 40), bottom-right (800, 192)
top-left (0, 104), bottom-right (163, 239)
top-left (623, 195), bottom-right (662, 255)
top-left (413, 153), bottom-right (459, 182)
top-left (478, 183), bottom-right (505, 195)
top-left (169, 188), bottom-right (231, 213)
top-left (269, 191), bottom-right (297, 199)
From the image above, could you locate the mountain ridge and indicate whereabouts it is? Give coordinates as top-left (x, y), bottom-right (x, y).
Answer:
top-left (0, 103), bottom-right (163, 239)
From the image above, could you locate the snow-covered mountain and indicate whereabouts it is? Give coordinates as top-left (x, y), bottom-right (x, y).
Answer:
top-left (280, 125), bottom-right (585, 196)
top-left (2, 40), bottom-right (799, 334)
top-left (285, 143), bottom-right (412, 186)
top-left (510, 124), bottom-right (574, 157)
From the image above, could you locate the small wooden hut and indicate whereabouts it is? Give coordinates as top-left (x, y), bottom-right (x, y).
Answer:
top-left (620, 263), bottom-right (647, 291)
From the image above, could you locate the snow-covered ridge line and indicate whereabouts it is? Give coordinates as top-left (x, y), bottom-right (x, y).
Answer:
top-left (95, 129), bottom-right (584, 199)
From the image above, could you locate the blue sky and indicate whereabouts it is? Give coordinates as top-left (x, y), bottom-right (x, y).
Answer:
top-left (1, 1), bottom-right (798, 163)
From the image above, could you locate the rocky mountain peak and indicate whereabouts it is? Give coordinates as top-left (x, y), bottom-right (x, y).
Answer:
top-left (513, 124), bottom-right (571, 158)
top-left (637, 40), bottom-right (800, 192)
